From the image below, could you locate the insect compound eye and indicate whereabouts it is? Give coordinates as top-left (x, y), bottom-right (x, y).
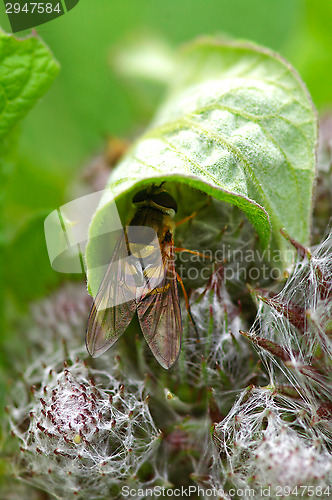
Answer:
top-left (132, 189), bottom-right (149, 205)
top-left (151, 192), bottom-right (178, 213)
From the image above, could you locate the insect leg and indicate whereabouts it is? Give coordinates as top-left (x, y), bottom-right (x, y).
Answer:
top-left (175, 195), bottom-right (212, 227)
top-left (175, 211), bottom-right (197, 227)
top-left (174, 247), bottom-right (212, 261)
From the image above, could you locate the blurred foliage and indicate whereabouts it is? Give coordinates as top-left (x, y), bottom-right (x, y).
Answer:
top-left (288, 0), bottom-right (332, 109)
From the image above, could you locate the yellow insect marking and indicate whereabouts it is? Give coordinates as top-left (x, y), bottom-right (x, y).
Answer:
top-left (143, 265), bottom-right (161, 279)
top-left (165, 390), bottom-right (175, 400)
top-left (73, 434), bottom-right (81, 444)
top-left (130, 243), bottom-right (155, 259)
top-left (149, 283), bottom-right (170, 295)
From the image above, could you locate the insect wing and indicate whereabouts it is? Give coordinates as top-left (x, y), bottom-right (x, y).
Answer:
top-left (137, 243), bottom-right (182, 369)
top-left (86, 231), bottom-right (139, 357)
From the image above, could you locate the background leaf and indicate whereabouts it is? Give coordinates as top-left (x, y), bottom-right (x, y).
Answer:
top-left (0, 30), bottom-right (59, 140)
top-left (86, 38), bottom-right (317, 294)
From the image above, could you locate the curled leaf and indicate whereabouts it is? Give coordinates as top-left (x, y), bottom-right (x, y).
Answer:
top-left (86, 38), bottom-right (317, 293)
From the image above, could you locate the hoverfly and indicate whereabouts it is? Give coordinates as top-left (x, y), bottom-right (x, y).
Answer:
top-left (86, 184), bottom-right (194, 369)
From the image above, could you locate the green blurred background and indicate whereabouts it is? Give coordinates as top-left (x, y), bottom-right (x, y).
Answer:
top-left (0, 0), bottom-right (331, 401)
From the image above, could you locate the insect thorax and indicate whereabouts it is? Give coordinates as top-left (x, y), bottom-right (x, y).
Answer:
top-left (129, 206), bottom-right (174, 242)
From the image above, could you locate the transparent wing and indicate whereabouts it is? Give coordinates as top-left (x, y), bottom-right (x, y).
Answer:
top-left (86, 232), bottom-right (140, 357)
top-left (137, 244), bottom-right (182, 369)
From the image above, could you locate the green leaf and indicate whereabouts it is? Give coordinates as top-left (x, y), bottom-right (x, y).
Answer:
top-left (86, 38), bottom-right (317, 293)
top-left (0, 29), bottom-right (59, 141)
